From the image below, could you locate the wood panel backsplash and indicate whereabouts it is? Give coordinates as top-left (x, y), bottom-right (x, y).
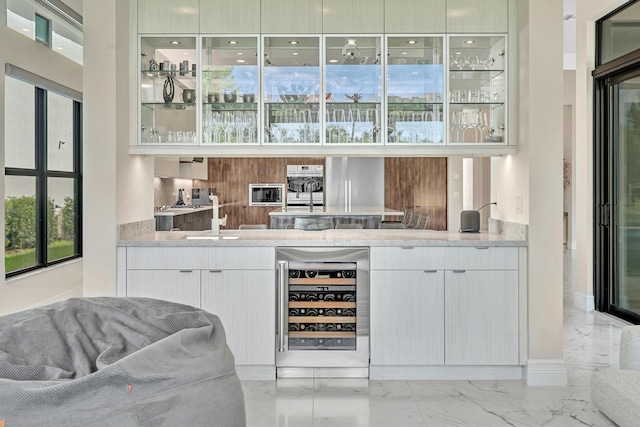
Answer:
top-left (193, 158), bottom-right (323, 230)
top-left (384, 157), bottom-right (447, 230)
top-left (193, 157), bottom-right (447, 230)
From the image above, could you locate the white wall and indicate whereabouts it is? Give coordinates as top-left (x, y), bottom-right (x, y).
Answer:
top-left (0, 0), bottom-right (83, 314)
top-left (563, 70), bottom-right (576, 250)
top-left (83, 0), bottom-right (154, 297)
top-left (574, 0), bottom-right (628, 312)
top-left (492, 0), bottom-right (566, 385)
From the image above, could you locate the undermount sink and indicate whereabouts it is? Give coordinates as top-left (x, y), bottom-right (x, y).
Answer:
top-left (185, 235), bottom-right (240, 240)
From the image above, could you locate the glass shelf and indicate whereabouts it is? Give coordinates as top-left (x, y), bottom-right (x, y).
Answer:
top-left (142, 70), bottom-right (196, 79)
top-left (140, 36), bottom-right (197, 145)
top-left (264, 36), bottom-right (321, 144)
top-left (448, 35), bottom-right (506, 145)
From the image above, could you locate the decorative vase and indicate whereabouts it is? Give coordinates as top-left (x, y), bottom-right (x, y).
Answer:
top-left (163, 76), bottom-right (175, 106)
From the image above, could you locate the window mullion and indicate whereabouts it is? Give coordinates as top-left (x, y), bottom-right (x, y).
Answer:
top-left (35, 88), bottom-right (47, 267)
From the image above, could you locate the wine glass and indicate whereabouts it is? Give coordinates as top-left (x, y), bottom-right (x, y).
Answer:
top-left (453, 52), bottom-right (466, 70)
top-left (467, 54), bottom-right (480, 70)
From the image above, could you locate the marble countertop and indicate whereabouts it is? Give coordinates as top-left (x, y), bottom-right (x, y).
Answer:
top-left (269, 207), bottom-right (404, 216)
top-left (154, 206), bottom-right (213, 217)
top-left (118, 228), bottom-right (527, 247)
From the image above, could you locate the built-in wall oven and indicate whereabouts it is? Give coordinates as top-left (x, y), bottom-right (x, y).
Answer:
top-left (276, 247), bottom-right (369, 378)
top-left (286, 165), bottom-right (324, 206)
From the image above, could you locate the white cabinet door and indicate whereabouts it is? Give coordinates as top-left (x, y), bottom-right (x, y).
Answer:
top-left (385, 0), bottom-right (446, 33)
top-left (201, 269), bottom-right (276, 366)
top-left (445, 270), bottom-right (518, 365)
top-left (323, 0), bottom-right (384, 33)
top-left (371, 270), bottom-right (445, 365)
top-left (261, 0), bottom-right (322, 33)
top-left (199, 0), bottom-right (260, 33)
top-left (126, 270), bottom-right (200, 308)
top-left (446, 0), bottom-right (508, 33)
top-left (138, 0), bottom-right (199, 33)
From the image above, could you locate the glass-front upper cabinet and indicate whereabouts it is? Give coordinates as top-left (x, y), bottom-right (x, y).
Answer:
top-left (448, 35), bottom-right (506, 144)
top-left (139, 36), bottom-right (197, 144)
top-left (263, 36), bottom-right (321, 144)
top-left (387, 36), bottom-right (444, 144)
top-left (325, 36), bottom-right (382, 144)
top-left (202, 36), bottom-right (259, 144)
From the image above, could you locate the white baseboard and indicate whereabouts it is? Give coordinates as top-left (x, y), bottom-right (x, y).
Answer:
top-left (25, 286), bottom-right (83, 310)
top-left (573, 291), bottom-right (595, 312)
top-left (525, 359), bottom-right (567, 386)
top-left (236, 365), bottom-right (276, 381)
top-left (370, 365), bottom-right (523, 381)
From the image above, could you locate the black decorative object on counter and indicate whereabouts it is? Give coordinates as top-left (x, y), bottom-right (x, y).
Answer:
top-left (163, 76), bottom-right (175, 106)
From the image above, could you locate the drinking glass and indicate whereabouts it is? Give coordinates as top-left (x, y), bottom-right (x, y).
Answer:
top-left (453, 52), bottom-right (466, 70)
top-left (467, 54), bottom-right (480, 70)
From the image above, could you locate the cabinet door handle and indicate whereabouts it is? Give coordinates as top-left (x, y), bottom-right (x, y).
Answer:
top-left (475, 246), bottom-right (490, 250)
top-left (452, 270), bottom-right (466, 273)
top-left (209, 270), bottom-right (222, 273)
top-left (179, 270), bottom-right (193, 273)
top-left (400, 246), bottom-right (414, 249)
top-left (424, 270), bottom-right (437, 273)
top-left (278, 261), bottom-right (287, 352)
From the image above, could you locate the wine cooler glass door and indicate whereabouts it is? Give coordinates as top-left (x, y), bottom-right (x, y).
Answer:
top-left (276, 247), bottom-right (369, 377)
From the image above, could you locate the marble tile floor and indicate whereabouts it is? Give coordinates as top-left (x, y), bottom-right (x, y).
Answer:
top-left (242, 251), bottom-right (628, 426)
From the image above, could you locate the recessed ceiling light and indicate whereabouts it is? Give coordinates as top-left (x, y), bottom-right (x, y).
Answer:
top-left (347, 39), bottom-right (356, 44)
top-left (464, 40), bottom-right (475, 44)
top-left (455, 51), bottom-right (462, 55)
top-left (228, 40), bottom-right (238, 45)
top-left (292, 52), bottom-right (299, 56)
top-left (183, 52), bottom-right (189, 55)
top-left (170, 40), bottom-right (180, 45)
top-left (22, 28), bottom-right (30, 32)
top-left (329, 59), bottom-right (338, 63)
top-left (288, 40), bottom-right (299, 45)
top-left (401, 51), bottom-right (407, 55)
top-left (407, 40), bottom-right (417, 44)
top-left (55, 47), bottom-right (63, 50)
top-left (236, 59), bottom-right (246, 63)
top-left (237, 52), bottom-right (243, 55)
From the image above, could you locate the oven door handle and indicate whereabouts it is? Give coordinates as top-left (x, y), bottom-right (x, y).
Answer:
top-left (278, 260), bottom-right (287, 352)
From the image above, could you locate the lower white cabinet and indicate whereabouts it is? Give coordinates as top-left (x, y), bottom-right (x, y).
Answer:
top-left (121, 246), bottom-right (276, 378)
top-left (370, 270), bottom-right (445, 365)
top-left (126, 269), bottom-right (201, 308)
top-left (201, 269), bottom-right (275, 366)
top-left (445, 270), bottom-right (519, 365)
top-left (370, 246), bottom-right (522, 369)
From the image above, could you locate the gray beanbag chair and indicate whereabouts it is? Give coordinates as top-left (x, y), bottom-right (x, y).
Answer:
top-left (0, 297), bottom-right (246, 426)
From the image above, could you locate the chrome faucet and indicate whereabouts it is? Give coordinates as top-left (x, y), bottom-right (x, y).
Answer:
top-left (209, 195), bottom-right (227, 235)
top-left (308, 187), bottom-right (314, 211)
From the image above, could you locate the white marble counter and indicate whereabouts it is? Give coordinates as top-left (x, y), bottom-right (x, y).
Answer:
top-left (268, 207), bottom-right (403, 216)
top-left (118, 228), bottom-right (527, 247)
top-left (153, 206), bottom-right (213, 217)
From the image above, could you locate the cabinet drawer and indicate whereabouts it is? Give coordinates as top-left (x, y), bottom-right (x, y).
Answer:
top-left (371, 246), bottom-right (518, 270)
top-left (127, 247), bottom-right (207, 270)
top-left (127, 247), bottom-right (275, 270)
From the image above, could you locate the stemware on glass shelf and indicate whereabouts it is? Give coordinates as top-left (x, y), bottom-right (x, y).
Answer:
top-left (448, 35), bottom-right (506, 144)
top-left (386, 36), bottom-right (444, 144)
top-left (140, 36), bottom-right (197, 145)
top-left (325, 36), bottom-right (382, 144)
top-left (201, 36), bottom-right (259, 144)
top-left (263, 36), bottom-right (321, 144)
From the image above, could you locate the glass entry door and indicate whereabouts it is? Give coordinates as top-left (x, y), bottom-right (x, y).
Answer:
top-left (612, 72), bottom-right (640, 320)
top-left (596, 64), bottom-right (640, 324)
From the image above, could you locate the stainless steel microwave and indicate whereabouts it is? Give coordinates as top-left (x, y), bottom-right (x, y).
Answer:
top-left (249, 183), bottom-right (285, 206)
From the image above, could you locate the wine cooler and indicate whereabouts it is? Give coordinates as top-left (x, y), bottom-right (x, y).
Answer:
top-left (276, 247), bottom-right (369, 378)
